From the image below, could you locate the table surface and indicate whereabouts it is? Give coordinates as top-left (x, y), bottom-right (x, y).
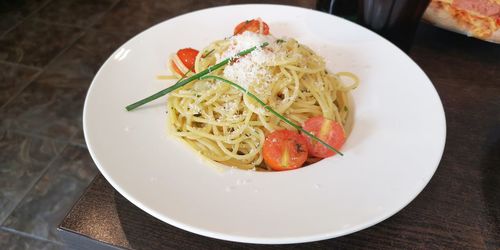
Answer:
top-left (58, 4), bottom-right (500, 250)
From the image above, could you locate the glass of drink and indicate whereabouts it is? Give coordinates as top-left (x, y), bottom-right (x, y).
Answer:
top-left (316, 0), bottom-right (431, 52)
top-left (359, 0), bottom-right (430, 51)
top-left (316, 0), bottom-right (359, 21)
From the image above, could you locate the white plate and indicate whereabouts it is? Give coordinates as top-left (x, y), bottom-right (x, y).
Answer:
top-left (84, 4), bottom-right (446, 244)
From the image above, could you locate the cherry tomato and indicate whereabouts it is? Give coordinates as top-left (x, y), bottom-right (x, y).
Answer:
top-left (172, 48), bottom-right (199, 75)
top-left (303, 117), bottom-right (346, 158)
top-left (171, 61), bottom-right (183, 75)
top-left (263, 130), bottom-right (308, 171)
top-left (234, 19), bottom-right (270, 35)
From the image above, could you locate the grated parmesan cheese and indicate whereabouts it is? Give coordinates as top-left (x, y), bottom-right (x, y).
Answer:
top-left (219, 32), bottom-right (284, 91)
top-left (188, 103), bottom-right (201, 113)
top-left (223, 101), bottom-right (238, 113)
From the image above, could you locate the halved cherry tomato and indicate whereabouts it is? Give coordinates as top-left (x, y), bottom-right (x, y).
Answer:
top-left (234, 19), bottom-right (270, 35)
top-left (172, 48), bottom-right (199, 75)
top-left (171, 62), bottom-right (182, 75)
top-left (303, 117), bottom-right (346, 158)
top-left (263, 130), bottom-right (308, 171)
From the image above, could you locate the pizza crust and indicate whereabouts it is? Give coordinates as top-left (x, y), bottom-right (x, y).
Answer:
top-left (423, 2), bottom-right (500, 44)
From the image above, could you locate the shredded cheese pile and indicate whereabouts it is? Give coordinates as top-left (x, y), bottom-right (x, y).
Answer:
top-left (219, 32), bottom-right (283, 91)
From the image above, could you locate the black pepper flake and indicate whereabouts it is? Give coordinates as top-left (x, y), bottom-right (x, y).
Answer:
top-left (295, 143), bottom-right (305, 153)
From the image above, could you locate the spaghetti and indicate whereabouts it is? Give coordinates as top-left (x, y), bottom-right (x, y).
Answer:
top-left (166, 27), bottom-right (358, 170)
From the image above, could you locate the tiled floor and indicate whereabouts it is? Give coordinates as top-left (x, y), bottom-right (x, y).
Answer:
top-left (0, 0), bottom-right (316, 248)
top-left (0, 0), bottom-right (129, 248)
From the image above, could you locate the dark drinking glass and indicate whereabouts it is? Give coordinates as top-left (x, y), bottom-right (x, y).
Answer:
top-left (358, 0), bottom-right (430, 51)
top-left (316, 0), bottom-right (359, 21)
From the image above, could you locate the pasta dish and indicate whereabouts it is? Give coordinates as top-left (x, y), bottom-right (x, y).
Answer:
top-left (130, 19), bottom-right (358, 171)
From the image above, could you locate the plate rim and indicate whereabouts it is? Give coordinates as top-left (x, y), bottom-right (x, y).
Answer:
top-left (83, 3), bottom-right (447, 244)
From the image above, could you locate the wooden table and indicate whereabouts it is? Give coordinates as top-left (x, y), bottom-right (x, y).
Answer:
top-left (57, 7), bottom-right (500, 250)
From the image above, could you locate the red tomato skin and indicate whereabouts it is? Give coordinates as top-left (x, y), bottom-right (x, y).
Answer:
top-left (262, 130), bottom-right (308, 171)
top-left (303, 117), bottom-right (346, 158)
top-left (234, 19), bottom-right (270, 35)
top-left (176, 48), bottom-right (198, 70)
top-left (171, 61), bottom-right (182, 75)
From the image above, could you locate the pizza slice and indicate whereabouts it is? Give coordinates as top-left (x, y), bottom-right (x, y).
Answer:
top-left (424, 0), bottom-right (500, 43)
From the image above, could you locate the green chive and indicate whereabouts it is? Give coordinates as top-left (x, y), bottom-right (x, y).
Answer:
top-left (200, 75), bottom-right (343, 156)
top-left (201, 49), bottom-right (215, 58)
top-left (125, 42), bottom-right (269, 111)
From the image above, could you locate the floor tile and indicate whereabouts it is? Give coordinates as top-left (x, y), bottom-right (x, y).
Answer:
top-left (0, 13), bottom-right (21, 36)
top-left (91, 0), bottom-right (315, 36)
top-left (92, 0), bottom-right (230, 35)
top-left (0, 0), bottom-right (53, 35)
top-left (69, 129), bottom-right (85, 147)
top-left (0, 80), bottom-right (87, 140)
top-left (0, 62), bottom-right (40, 108)
top-left (2, 145), bottom-right (98, 241)
top-left (36, 30), bottom-right (131, 88)
top-left (0, 130), bottom-right (65, 224)
top-left (0, 30), bottom-right (131, 140)
top-left (0, 19), bottom-right (83, 68)
top-left (0, 228), bottom-right (62, 250)
top-left (0, 0), bottom-right (53, 16)
top-left (34, 0), bottom-right (119, 28)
